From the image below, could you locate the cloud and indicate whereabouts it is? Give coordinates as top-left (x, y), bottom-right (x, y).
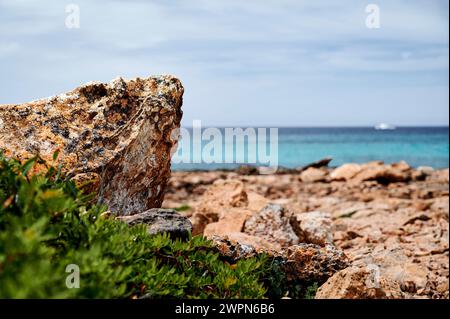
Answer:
top-left (0, 0), bottom-right (448, 125)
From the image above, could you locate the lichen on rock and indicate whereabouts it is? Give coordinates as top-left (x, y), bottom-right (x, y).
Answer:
top-left (0, 75), bottom-right (184, 215)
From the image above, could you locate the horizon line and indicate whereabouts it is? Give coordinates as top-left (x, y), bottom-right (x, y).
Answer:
top-left (179, 125), bottom-right (449, 129)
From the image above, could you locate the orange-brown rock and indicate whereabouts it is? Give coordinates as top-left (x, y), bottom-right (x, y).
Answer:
top-left (210, 235), bottom-right (281, 262)
top-left (163, 163), bottom-right (449, 299)
top-left (352, 161), bottom-right (412, 184)
top-left (315, 266), bottom-right (404, 299)
top-left (290, 211), bottom-right (333, 246)
top-left (0, 75), bottom-right (183, 215)
top-left (300, 167), bottom-right (327, 183)
top-left (196, 179), bottom-right (249, 216)
top-left (244, 203), bottom-right (299, 247)
top-left (330, 163), bottom-right (362, 181)
top-left (216, 232), bottom-right (281, 252)
top-left (203, 208), bottom-right (255, 237)
top-left (191, 179), bottom-right (269, 234)
top-left (282, 244), bottom-right (349, 284)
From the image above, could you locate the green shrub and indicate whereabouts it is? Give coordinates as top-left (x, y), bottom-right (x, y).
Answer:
top-left (0, 152), bottom-right (317, 299)
top-left (0, 152), bottom-right (272, 298)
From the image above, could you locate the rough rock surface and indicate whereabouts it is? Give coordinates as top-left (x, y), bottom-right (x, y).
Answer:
top-left (330, 163), bottom-right (362, 181)
top-left (117, 208), bottom-right (192, 239)
top-left (211, 237), bottom-right (348, 285)
top-left (211, 234), bottom-right (281, 261)
top-left (282, 244), bottom-right (349, 284)
top-left (203, 208), bottom-right (255, 238)
top-left (291, 211), bottom-right (333, 246)
top-left (315, 266), bottom-right (404, 299)
top-left (300, 167), bottom-right (327, 183)
top-left (163, 162), bottom-right (449, 299)
top-left (0, 75), bottom-right (183, 215)
top-left (356, 161), bottom-right (411, 184)
top-left (210, 236), bottom-right (263, 262)
top-left (330, 161), bottom-right (412, 184)
top-left (243, 203), bottom-right (299, 247)
top-left (190, 179), bottom-right (268, 235)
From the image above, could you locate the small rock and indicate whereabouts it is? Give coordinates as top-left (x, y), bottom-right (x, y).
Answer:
top-left (291, 211), bottom-right (333, 246)
top-left (330, 163), bottom-right (362, 181)
top-left (210, 234), bottom-right (280, 262)
top-left (117, 208), bottom-right (192, 240)
top-left (315, 266), bottom-right (404, 299)
top-left (300, 167), bottom-right (327, 183)
top-left (391, 160), bottom-right (411, 172)
top-left (203, 208), bottom-right (254, 237)
top-left (189, 212), bottom-right (212, 236)
top-left (196, 179), bottom-right (248, 214)
top-left (352, 162), bottom-right (411, 184)
top-left (210, 237), bottom-right (347, 286)
top-left (416, 166), bottom-right (434, 175)
top-left (412, 166), bottom-right (434, 181)
top-left (282, 244), bottom-right (349, 285)
top-left (193, 179), bottom-right (269, 234)
top-left (244, 204), bottom-right (299, 247)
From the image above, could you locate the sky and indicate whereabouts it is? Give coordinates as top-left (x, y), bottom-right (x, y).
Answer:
top-left (0, 0), bottom-right (448, 127)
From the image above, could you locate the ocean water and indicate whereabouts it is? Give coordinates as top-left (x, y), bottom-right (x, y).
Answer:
top-left (172, 127), bottom-right (449, 170)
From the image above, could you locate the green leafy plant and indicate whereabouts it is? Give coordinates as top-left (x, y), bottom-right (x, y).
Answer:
top-left (0, 152), bottom-right (272, 298)
top-left (0, 151), bottom-right (317, 299)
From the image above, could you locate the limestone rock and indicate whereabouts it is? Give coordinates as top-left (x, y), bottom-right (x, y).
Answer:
top-left (166, 165), bottom-right (449, 299)
top-left (291, 211), bottom-right (333, 246)
top-left (353, 248), bottom-right (430, 294)
top-left (282, 244), bottom-right (349, 284)
top-left (315, 266), bottom-right (404, 299)
top-left (203, 208), bottom-right (255, 238)
top-left (244, 203), bottom-right (299, 247)
top-left (0, 75), bottom-right (184, 215)
top-left (412, 166), bottom-right (434, 181)
top-left (391, 160), bottom-right (411, 172)
top-left (211, 233), bottom-right (281, 261)
top-left (189, 212), bottom-right (212, 236)
top-left (431, 168), bottom-right (449, 183)
top-left (352, 162), bottom-right (412, 184)
top-left (117, 208), bottom-right (192, 239)
top-left (300, 167), bottom-right (327, 183)
top-left (211, 236), bottom-right (347, 287)
top-left (330, 163), bottom-right (362, 181)
top-left (210, 236), bottom-right (257, 262)
top-left (246, 191), bottom-right (270, 212)
top-left (192, 179), bottom-right (269, 234)
top-left (196, 179), bottom-right (248, 218)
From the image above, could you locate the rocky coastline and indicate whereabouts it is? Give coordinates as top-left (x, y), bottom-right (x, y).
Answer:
top-left (163, 161), bottom-right (449, 299)
top-left (1, 75), bottom-right (448, 299)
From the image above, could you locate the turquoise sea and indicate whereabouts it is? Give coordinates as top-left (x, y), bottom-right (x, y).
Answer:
top-left (172, 127), bottom-right (449, 170)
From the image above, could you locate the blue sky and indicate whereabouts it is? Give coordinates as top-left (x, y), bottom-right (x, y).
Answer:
top-left (0, 0), bottom-right (448, 126)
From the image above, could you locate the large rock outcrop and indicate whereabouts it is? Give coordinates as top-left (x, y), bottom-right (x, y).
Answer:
top-left (0, 75), bottom-right (183, 215)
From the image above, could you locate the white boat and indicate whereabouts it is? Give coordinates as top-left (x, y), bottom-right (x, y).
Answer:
top-left (375, 123), bottom-right (396, 130)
